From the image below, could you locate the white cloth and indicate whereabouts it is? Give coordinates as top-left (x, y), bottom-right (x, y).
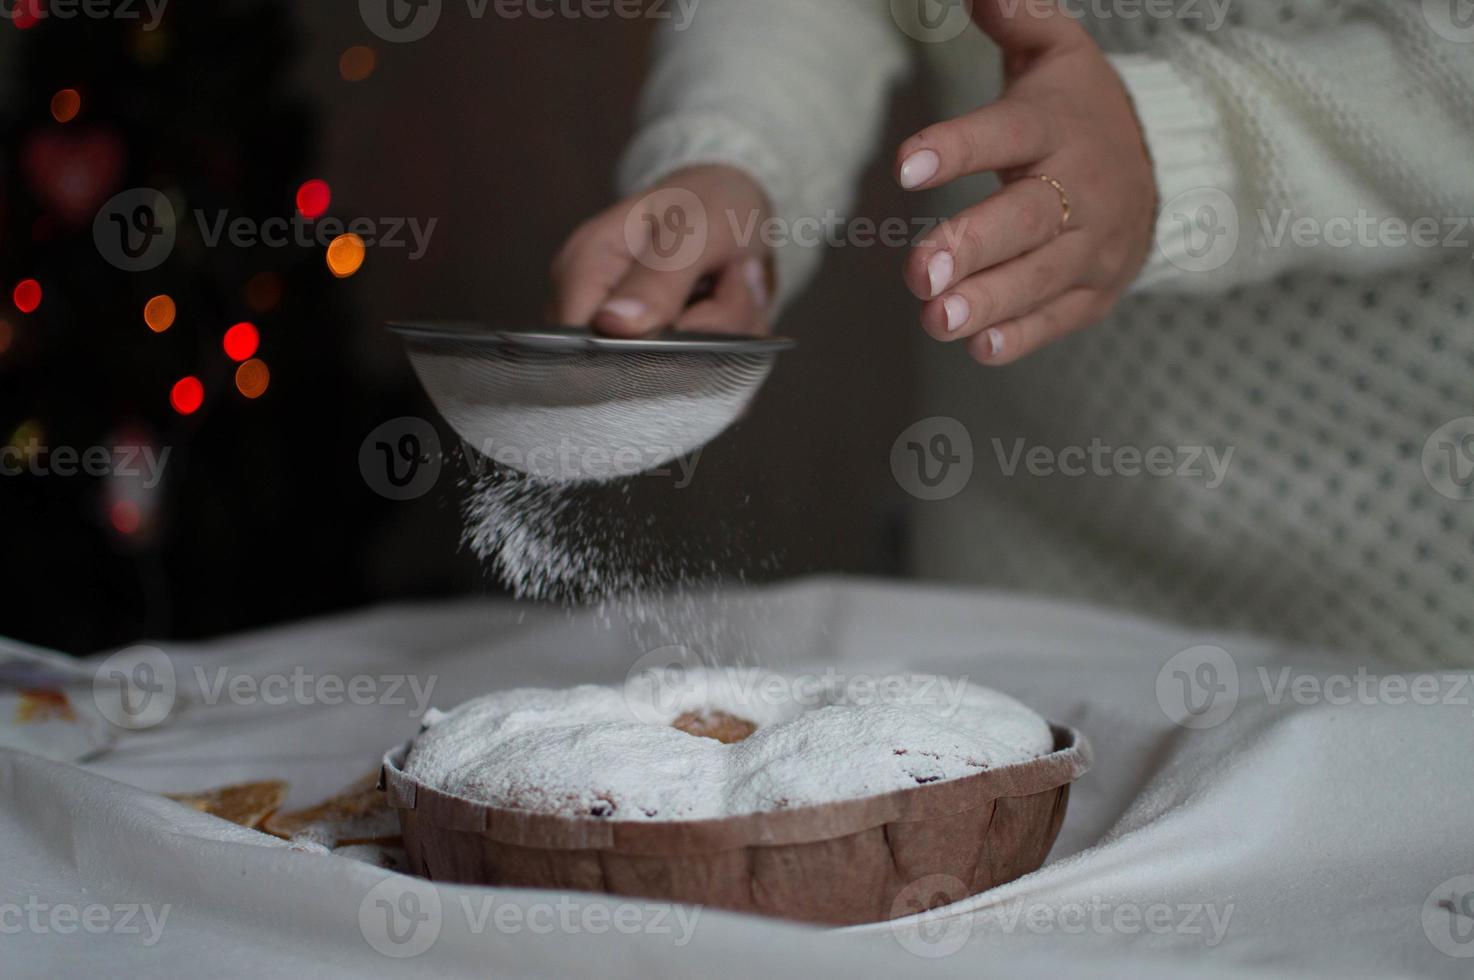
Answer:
top-left (3, 579), bottom-right (1471, 978)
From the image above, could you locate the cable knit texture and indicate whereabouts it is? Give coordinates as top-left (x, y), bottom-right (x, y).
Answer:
top-left (617, 0), bottom-right (1474, 665)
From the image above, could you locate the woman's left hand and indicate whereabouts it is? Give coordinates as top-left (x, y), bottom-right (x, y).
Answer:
top-left (896, 0), bottom-right (1158, 365)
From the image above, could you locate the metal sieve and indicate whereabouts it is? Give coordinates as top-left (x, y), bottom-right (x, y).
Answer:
top-left (388, 322), bottom-right (794, 483)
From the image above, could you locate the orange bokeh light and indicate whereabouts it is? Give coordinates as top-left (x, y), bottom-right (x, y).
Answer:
top-left (296, 179), bottom-right (331, 220)
top-left (326, 234), bottom-right (366, 278)
top-left (339, 46), bottom-right (377, 82)
top-left (144, 294), bottom-right (176, 333)
top-left (50, 88), bottom-right (82, 123)
top-left (235, 358), bottom-right (270, 399)
top-left (170, 376), bottom-right (204, 415)
top-left (223, 321), bottom-right (259, 362)
top-left (13, 279), bottom-right (42, 314)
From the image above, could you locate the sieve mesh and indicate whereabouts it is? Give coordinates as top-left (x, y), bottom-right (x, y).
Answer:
top-left (391, 324), bottom-right (792, 483)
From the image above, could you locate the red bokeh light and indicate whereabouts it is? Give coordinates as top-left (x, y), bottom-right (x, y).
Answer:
top-left (223, 321), bottom-right (259, 361)
top-left (170, 376), bottom-right (205, 415)
top-left (13, 279), bottom-right (42, 314)
top-left (295, 179), bottom-right (331, 220)
top-left (109, 500), bottom-right (141, 535)
top-left (13, 0), bottom-right (42, 29)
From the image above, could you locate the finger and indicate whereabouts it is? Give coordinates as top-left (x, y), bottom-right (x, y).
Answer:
top-left (971, 0), bottom-right (1087, 57)
top-left (896, 97), bottom-right (1057, 191)
top-left (905, 176), bottom-right (1070, 300)
top-left (919, 231), bottom-right (1089, 342)
top-left (549, 226), bottom-right (629, 326)
top-left (967, 287), bottom-right (1103, 366)
top-left (676, 257), bottom-right (770, 335)
top-left (591, 248), bottom-right (714, 337)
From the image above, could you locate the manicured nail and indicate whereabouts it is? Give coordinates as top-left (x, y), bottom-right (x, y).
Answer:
top-left (927, 251), bottom-right (954, 298)
top-left (986, 328), bottom-right (1005, 358)
top-left (943, 295), bottom-right (970, 333)
top-left (899, 149), bottom-right (940, 190)
top-left (743, 257), bottom-right (770, 309)
top-left (598, 298), bottom-right (647, 324)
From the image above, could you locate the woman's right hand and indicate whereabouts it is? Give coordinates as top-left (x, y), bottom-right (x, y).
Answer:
top-left (549, 164), bottom-right (775, 337)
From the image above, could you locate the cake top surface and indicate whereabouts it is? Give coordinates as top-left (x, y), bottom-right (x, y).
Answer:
top-left (403, 667), bottom-right (1054, 822)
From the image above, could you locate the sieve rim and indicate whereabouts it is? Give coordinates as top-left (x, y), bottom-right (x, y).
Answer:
top-left (387, 321), bottom-right (795, 355)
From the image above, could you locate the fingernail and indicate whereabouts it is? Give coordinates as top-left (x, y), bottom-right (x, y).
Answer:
top-left (927, 251), bottom-right (954, 298)
top-left (598, 298), bottom-right (647, 324)
top-left (943, 295), bottom-right (970, 333)
top-left (899, 149), bottom-right (940, 190)
top-left (986, 328), bottom-right (1005, 358)
top-left (743, 257), bottom-right (770, 309)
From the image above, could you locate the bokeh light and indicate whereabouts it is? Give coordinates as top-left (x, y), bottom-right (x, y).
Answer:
top-left (245, 271), bottom-right (283, 313)
top-left (296, 179), bottom-right (331, 220)
top-left (223, 321), bottom-right (259, 361)
top-left (8, 420), bottom-right (44, 461)
top-left (326, 233), bottom-right (366, 278)
top-left (13, 280), bottom-right (42, 314)
top-left (12, 1), bottom-right (41, 29)
top-left (50, 89), bottom-right (82, 123)
top-left (0, 318), bottom-right (13, 357)
top-left (339, 46), bottom-right (377, 82)
top-left (170, 376), bottom-right (204, 415)
top-left (143, 294), bottom-right (176, 333)
top-left (109, 500), bottom-right (142, 536)
top-left (234, 358), bottom-right (270, 399)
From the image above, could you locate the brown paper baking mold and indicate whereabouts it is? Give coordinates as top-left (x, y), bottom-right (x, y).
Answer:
top-left (381, 723), bottom-right (1090, 926)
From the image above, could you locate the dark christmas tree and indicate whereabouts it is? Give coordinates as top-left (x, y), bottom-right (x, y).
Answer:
top-left (0, 3), bottom-right (406, 652)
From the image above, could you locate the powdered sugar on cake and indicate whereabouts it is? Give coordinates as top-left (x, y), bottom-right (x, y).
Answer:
top-left (403, 669), bottom-right (1054, 821)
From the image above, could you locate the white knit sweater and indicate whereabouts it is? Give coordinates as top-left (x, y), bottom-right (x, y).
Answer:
top-left (617, 0), bottom-right (1474, 665)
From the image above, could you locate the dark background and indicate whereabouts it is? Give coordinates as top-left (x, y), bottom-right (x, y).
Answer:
top-left (0, 2), bottom-right (931, 654)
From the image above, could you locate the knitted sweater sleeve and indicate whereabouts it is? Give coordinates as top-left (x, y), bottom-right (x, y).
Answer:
top-left (1112, 4), bottom-right (1474, 292)
top-left (615, 0), bottom-right (912, 310)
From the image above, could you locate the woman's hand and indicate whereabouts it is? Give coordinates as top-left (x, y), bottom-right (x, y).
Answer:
top-left (550, 164), bottom-right (774, 337)
top-left (897, 1), bottom-right (1157, 365)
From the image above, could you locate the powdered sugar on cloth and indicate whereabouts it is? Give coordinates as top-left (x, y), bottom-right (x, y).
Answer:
top-left (403, 668), bottom-right (1053, 821)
